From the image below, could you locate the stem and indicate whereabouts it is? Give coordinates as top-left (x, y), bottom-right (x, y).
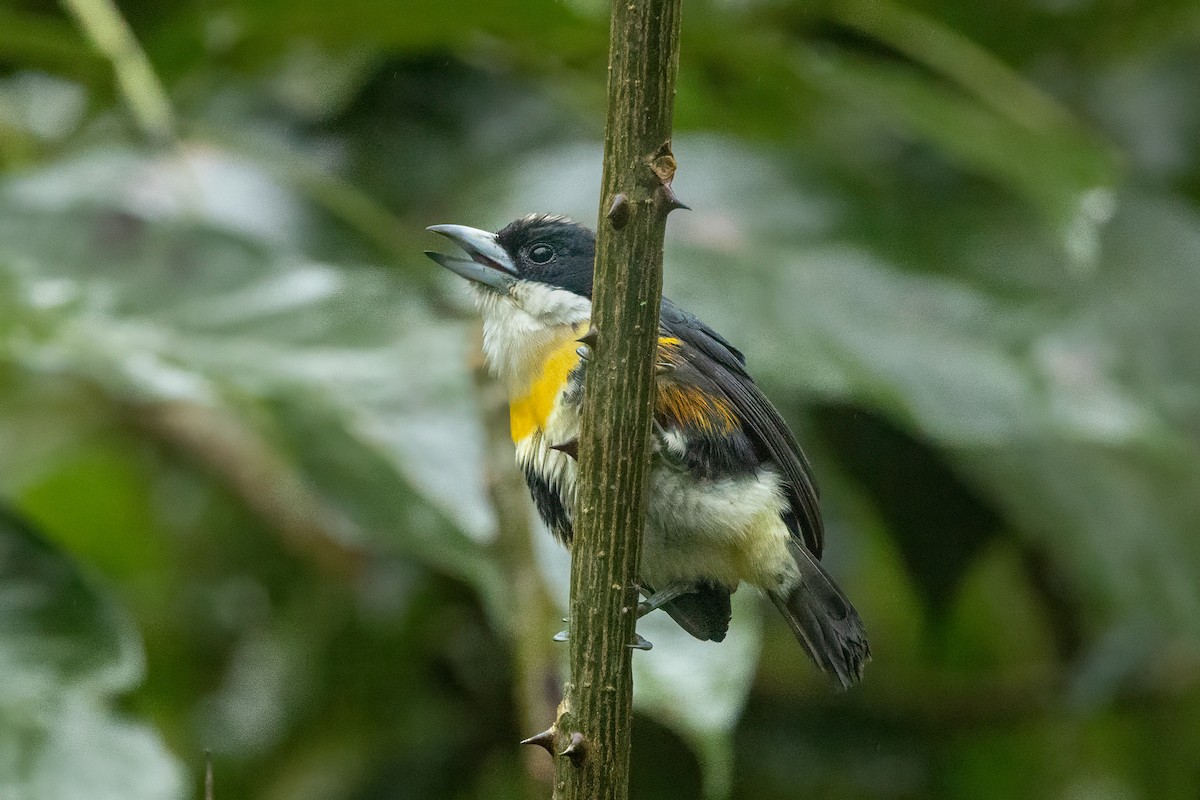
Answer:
top-left (60, 0), bottom-right (174, 143)
top-left (831, 0), bottom-right (1077, 133)
top-left (129, 399), bottom-right (365, 580)
top-left (471, 326), bottom-right (562, 798)
top-left (553, 0), bottom-right (683, 797)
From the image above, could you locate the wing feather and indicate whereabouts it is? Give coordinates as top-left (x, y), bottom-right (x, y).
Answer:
top-left (659, 298), bottom-right (824, 557)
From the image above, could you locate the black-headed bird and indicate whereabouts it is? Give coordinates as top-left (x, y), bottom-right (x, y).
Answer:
top-left (427, 214), bottom-right (869, 688)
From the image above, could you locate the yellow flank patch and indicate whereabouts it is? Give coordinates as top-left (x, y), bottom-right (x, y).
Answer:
top-left (657, 382), bottom-right (738, 434)
top-left (656, 336), bottom-right (683, 371)
top-left (656, 335), bottom-right (737, 433)
top-left (509, 338), bottom-right (582, 442)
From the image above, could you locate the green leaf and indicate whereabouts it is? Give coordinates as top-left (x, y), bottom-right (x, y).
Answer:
top-left (0, 145), bottom-right (500, 606)
top-left (0, 11), bottom-right (106, 84)
top-left (0, 702), bottom-right (184, 800)
top-left (796, 48), bottom-right (1119, 267)
top-left (0, 506), bottom-right (141, 705)
top-left (0, 506), bottom-right (183, 800)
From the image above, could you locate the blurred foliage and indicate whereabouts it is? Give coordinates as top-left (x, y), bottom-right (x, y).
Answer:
top-left (1, 0), bottom-right (1199, 798)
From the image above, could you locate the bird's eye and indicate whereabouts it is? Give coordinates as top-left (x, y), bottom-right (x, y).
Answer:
top-left (527, 243), bottom-right (555, 264)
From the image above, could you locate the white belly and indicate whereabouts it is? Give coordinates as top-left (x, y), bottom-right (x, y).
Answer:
top-left (641, 466), bottom-right (796, 591)
top-left (518, 428), bottom-right (797, 593)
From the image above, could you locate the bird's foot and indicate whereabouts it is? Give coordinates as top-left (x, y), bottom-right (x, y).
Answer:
top-left (552, 622), bottom-right (653, 650)
top-left (637, 583), bottom-right (696, 617)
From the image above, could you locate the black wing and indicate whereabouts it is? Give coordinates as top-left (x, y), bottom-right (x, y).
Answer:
top-left (659, 298), bottom-right (824, 557)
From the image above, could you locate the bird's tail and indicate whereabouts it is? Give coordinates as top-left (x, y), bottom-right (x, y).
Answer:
top-left (767, 540), bottom-right (870, 690)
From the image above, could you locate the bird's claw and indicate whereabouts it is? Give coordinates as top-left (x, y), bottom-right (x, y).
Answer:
top-left (555, 625), bottom-right (650, 650)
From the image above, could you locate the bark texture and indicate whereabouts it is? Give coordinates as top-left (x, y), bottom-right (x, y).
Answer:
top-left (551, 0), bottom-right (684, 797)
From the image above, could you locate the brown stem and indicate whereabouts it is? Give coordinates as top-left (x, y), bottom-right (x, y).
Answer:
top-left (553, 0), bottom-right (683, 797)
top-left (129, 399), bottom-right (365, 580)
top-left (470, 325), bottom-right (563, 797)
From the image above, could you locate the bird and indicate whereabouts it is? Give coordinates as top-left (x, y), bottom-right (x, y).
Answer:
top-left (426, 214), bottom-right (869, 688)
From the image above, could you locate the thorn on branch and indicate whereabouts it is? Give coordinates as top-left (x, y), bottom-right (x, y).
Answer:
top-left (607, 193), bottom-right (631, 229)
top-left (658, 183), bottom-right (690, 213)
top-left (559, 732), bottom-right (587, 765)
top-left (521, 727), bottom-right (558, 756)
top-left (550, 438), bottom-right (579, 460)
top-left (577, 327), bottom-right (599, 348)
top-left (647, 140), bottom-right (688, 214)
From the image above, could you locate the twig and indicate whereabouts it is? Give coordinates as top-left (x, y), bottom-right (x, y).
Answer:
top-left (129, 399), bottom-right (366, 580)
top-left (60, 0), bottom-right (174, 142)
top-left (470, 325), bottom-right (563, 797)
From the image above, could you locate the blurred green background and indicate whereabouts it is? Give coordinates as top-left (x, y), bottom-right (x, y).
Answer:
top-left (2, 0), bottom-right (1200, 798)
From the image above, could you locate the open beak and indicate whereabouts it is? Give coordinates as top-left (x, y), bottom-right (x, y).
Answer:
top-left (425, 224), bottom-right (517, 291)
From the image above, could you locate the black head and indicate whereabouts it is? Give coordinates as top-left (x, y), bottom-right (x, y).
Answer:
top-left (496, 215), bottom-right (595, 297)
top-left (427, 215), bottom-right (595, 298)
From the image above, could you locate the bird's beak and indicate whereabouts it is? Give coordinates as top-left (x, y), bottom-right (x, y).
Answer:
top-left (425, 224), bottom-right (518, 291)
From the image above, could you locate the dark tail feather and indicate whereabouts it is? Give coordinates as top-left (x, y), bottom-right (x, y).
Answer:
top-left (768, 540), bottom-right (870, 690)
top-left (661, 583), bottom-right (732, 642)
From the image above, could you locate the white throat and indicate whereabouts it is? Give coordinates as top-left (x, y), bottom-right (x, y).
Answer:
top-left (475, 280), bottom-right (592, 392)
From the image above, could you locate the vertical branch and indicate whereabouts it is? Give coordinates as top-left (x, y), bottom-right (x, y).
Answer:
top-left (553, 0), bottom-right (684, 798)
top-left (471, 326), bottom-right (563, 798)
